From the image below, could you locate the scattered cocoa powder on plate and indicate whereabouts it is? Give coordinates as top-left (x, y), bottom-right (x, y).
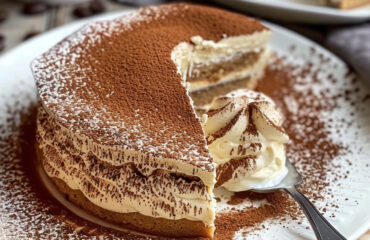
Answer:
top-left (215, 192), bottom-right (299, 240)
top-left (213, 48), bottom-right (368, 239)
top-left (1, 47), bottom-right (369, 239)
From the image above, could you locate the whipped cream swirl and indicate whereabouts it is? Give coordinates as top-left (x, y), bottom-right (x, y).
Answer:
top-left (201, 89), bottom-right (289, 192)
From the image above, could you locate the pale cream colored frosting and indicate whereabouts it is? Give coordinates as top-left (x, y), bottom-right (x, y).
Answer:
top-left (37, 107), bottom-right (216, 225)
top-left (202, 89), bottom-right (289, 192)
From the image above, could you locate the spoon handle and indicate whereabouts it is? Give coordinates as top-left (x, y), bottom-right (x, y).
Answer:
top-left (284, 187), bottom-right (347, 240)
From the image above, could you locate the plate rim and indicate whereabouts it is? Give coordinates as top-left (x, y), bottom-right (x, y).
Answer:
top-left (0, 9), bottom-right (369, 240)
top-left (213, 0), bottom-right (370, 23)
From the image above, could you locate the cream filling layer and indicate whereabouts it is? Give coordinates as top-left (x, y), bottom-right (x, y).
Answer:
top-left (202, 89), bottom-right (289, 192)
top-left (37, 107), bottom-right (215, 225)
top-left (39, 102), bottom-right (215, 187)
top-left (171, 30), bottom-right (272, 91)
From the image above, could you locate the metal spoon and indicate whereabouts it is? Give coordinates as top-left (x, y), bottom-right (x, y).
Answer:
top-left (251, 160), bottom-right (347, 240)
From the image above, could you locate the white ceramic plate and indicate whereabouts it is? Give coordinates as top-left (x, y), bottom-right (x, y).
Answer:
top-left (0, 10), bottom-right (370, 240)
top-left (213, 0), bottom-right (370, 24)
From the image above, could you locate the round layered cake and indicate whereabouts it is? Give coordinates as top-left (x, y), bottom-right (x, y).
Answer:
top-left (32, 3), bottom-right (276, 238)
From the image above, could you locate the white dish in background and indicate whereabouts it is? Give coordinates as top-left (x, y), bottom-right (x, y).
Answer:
top-left (0, 10), bottom-right (370, 240)
top-left (213, 0), bottom-right (370, 24)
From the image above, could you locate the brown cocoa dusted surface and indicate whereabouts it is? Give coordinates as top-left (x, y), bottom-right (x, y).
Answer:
top-left (31, 3), bottom-right (267, 171)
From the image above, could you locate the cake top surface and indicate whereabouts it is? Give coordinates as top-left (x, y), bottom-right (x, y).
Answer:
top-left (32, 3), bottom-right (267, 172)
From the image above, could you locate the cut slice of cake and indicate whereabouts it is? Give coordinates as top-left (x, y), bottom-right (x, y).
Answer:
top-left (32, 3), bottom-right (272, 238)
top-left (329, 0), bottom-right (370, 8)
top-left (310, 0), bottom-right (370, 9)
top-left (173, 31), bottom-right (271, 106)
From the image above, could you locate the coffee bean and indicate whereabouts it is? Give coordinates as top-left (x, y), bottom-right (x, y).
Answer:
top-left (0, 10), bottom-right (8, 24)
top-left (22, 2), bottom-right (49, 15)
top-left (90, 0), bottom-right (106, 14)
top-left (0, 34), bottom-right (5, 52)
top-left (73, 6), bottom-right (93, 18)
top-left (23, 31), bottom-right (41, 41)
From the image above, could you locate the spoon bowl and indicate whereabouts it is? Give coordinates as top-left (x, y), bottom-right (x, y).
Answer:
top-left (251, 160), bottom-right (303, 193)
top-left (250, 160), bottom-right (346, 240)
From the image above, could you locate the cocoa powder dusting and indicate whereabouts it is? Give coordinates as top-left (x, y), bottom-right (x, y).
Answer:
top-left (215, 192), bottom-right (298, 240)
top-left (1, 12), bottom-right (370, 239)
top-left (2, 50), bottom-right (370, 239)
top-left (258, 57), bottom-right (345, 202)
top-left (0, 107), bottom-right (148, 240)
top-left (32, 3), bottom-right (267, 171)
top-left (214, 48), bottom-right (370, 239)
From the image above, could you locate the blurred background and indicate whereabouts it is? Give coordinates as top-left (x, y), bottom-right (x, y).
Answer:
top-left (0, 0), bottom-right (369, 238)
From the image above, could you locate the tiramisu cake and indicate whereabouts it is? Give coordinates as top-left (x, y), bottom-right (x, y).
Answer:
top-left (307, 0), bottom-right (370, 9)
top-left (32, 3), bottom-right (280, 238)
